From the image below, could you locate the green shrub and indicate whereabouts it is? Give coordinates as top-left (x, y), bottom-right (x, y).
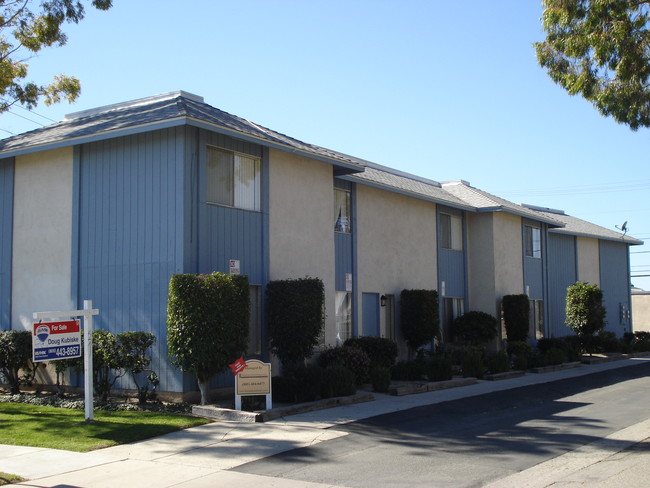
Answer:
top-left (369, 365), bottom-right (392, 393)
top-left (271, 375), bottom-right (294, 403)
top-left (566, 282), bottom-right (606, 354)
top-left (593, 331), bottom-right (622, 353)
top-left (453, 311), bottom-right (498, 346)
top-left (507, 341), bottom-right (533, 370)
top-left (426, 355), bottom-right (453, 382)
top-left (536, 337), bottom-right (567, 355)
top-left (272, 364), bottom-right (324, 403)
top-left (502, 294), bottom-right (530, 342)
top-left (92, 329), bottom-right (127, 402)
top-left (461, 349), bottom-right (485, 379)
top-left (561, 335), bottom-right (583, 361)
top-left (118, 331), bottom-right (158, 404)
top-left (0, 330), bottom-right (39, 394)
top-left (400, 289), bottom-right (439, 353)
top-left (437, 344), bottom-right (482, 366)
top-left (321, 364), bottom-right (356, 398)
top-left (318, 346), bottom-right (370, 385)
top-left (344, 337), bottom-right (398, 368)
top-left (267, 277), bottom-right (324, 366)
top-left (631, 332), bottom-right (650, 352)
top-left (167, 272), bottom-right (250, 405)
top-left (544, 347), bottom-right (568, 366)
top-left (486, 351), bottom-right (509, 374)
top-left (391, 357), bottom-right (428, 381)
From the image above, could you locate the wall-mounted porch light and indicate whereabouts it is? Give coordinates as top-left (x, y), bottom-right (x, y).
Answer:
top-left (380, 295), bottom-right (387, 307)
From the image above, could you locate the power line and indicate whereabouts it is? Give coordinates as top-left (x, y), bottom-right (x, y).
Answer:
top-left (1, 98), bottom-right (58, 124)
top-left (6, 109), bottom-right (47, 127)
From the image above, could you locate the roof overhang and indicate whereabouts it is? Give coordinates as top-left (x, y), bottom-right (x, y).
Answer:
top-left (0, 115), bottom-right (366, 175)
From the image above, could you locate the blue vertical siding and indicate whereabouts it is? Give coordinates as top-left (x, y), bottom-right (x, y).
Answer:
top-left (600, 240), bottom-right (632, 335)
top-left (335, 232), bottom-right (353, 291)
top-left (195, 130), bottom-right (266, 389)
top-left (438, 249), bottom-right (465, 297)
top-left (437, 206), bottom-right (466, 299)
top-left (77, 128), bottom-right (186, 392)
top-left (0, 158), bottom-right (13, 330)
top-left (523, 222), bottom-right (545, 300)
top-left (196, 129), bottom-right (265, 284)
top-left (362, 293), bottom-right (380, 336)
top-left (334, 178), bottom-right (354, 292)
top-left (547, 233), bottom-right (577, 337)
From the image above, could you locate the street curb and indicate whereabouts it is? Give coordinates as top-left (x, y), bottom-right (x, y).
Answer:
top-left (484, 370), bottom-right (526, 381)
top-left (530, 361), bottom-right (582, 374)
top-left (192, 393), bottom-right (375, 423)
top-left (581, 351), bottom-right (650, 364)
top-left (388, 377), bottom-right (477, 396)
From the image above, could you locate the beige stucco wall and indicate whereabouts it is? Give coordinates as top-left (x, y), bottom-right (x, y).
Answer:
top-left (12, 147), bottom-right (75, 331)
top-left (267, 148), bottom-right (336, 343)
top-left (467, 212), bottom-right (524, 318)
top-left (493, 212), bottom-right (524, 298)
top-left (466, 212), bottom-right (496, 314)
top-left (355, 184), bottom-right (437, 336)
top-left (632, 294), bottom-right (650, 332)
top-left (577, 236), bottom-right (600, 286)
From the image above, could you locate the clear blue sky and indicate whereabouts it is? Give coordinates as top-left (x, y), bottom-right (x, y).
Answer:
top-left (2, 0), bottom-right (649, 289)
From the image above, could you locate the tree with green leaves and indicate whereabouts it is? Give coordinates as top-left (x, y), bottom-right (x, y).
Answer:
top-left (1, 0), bottom-right (112, 115)
top-left (535, 0), bottom-right (650, 130)
top-left (167, 272), bottom-right (250, 405)
top-left (565, 281), bottom-right (607, 354)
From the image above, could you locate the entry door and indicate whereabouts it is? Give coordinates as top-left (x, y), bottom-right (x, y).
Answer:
top-left (362, 293), bottom-right (380, 337)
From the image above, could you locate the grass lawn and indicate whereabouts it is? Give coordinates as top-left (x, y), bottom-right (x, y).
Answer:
top-left (0, 473), bottom-right (24, 486)
top-left (0, 402), bottom-right (211, 452)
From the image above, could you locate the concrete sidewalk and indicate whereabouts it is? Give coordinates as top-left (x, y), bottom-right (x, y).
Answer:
top-left (2, 357), bottom-right (650, 488)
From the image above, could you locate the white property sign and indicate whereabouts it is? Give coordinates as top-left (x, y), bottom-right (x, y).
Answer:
top-left (234, 359), bottom-right (272, 411)
top-left (32, 320), bottom-right (81, 362)
top-left (33, 300), bottom-right (99, 422)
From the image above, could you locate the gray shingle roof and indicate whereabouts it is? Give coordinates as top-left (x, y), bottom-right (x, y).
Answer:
top-left (441, 181), bottom-right (564, 226)
top-left (0, 91), bottom-right (365, 171)
top-left (347, 166), bottom-right (470, 208)
top-left (525, 206), bottom-right (643, 245)
top-left (0, 91), bottom-right (630, 236)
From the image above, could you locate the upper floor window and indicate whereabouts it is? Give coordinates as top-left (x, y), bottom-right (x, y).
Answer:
top-left (440, 213), bottom-right (463, 251)
top-left (334, 188), bottom-right (351, 233)
top-left (206, 146), bottom-right (261, 211)
top-left (524, 225), bottom-right (541, 258)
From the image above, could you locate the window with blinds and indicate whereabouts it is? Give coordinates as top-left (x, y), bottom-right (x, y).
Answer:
top-left (206, 146), bottom-right (261, 211)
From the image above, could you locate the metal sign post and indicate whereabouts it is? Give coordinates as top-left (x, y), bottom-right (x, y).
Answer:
top-left (33, 300), bottom-right (99, 421)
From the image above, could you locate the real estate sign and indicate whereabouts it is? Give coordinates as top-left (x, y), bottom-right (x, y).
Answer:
top-left (32, 320), bottom-right (82, 362)
top-left (234, 359), bottom-right (272, 410)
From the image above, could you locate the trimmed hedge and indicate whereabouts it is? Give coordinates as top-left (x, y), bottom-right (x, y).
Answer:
top-left (453, 311), bottom-right (498, 346)
top-left (566, 282), bottom-right (606, 349)
top-left (318, 346), bottom-right (370, 385)
top-left (506, 340), bottom-right (533, 370)
top-left (369, 365), bottom-right (392, 392)
top-left (344, 336), bottom-right (398, 368)
top-left (400, 289), bottom-right (439, 352)
top-left (267, 277), bottom-right (324, 365)
top-left (167, 272), bottom-right (250, 404)
top-left (502, 294), bottom-right (530, 342)
top-left (486, 351), bottom-right (509, 374)
top-left (426, 355), bottom-right (453, 382)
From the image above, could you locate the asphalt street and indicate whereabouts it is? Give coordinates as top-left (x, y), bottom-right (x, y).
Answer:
top-left (233, 362), bottom-right (650, 487)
